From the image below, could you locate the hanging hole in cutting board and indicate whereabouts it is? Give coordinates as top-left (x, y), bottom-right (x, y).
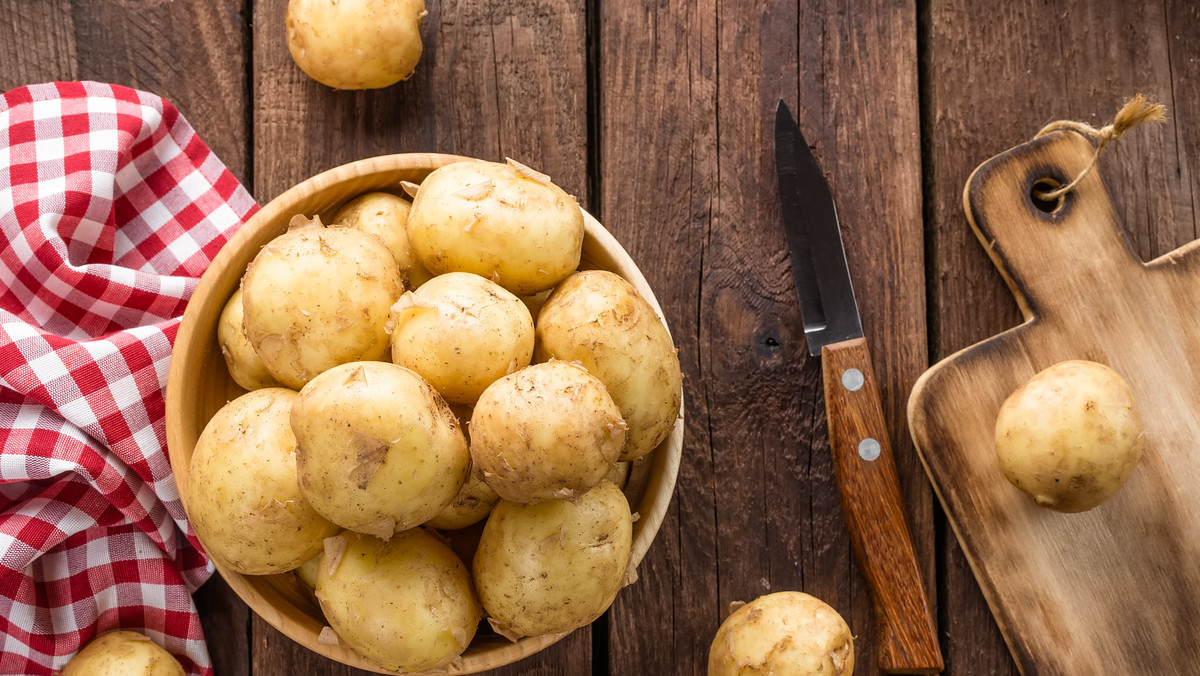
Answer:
top-left (1030, 177), bottom-right (1066, 215)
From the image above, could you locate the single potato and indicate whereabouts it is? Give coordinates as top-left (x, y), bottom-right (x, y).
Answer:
top-left (425, 467), bottom-right (501, 531)
top-left (316, 529), bottom-right (480, 672)
top-left (406, 159), bottom-right (584, 295)
top-left (389, 272), bottom-right (534, 404)
top-left (331, 191), bottom-right (432, 288)
top-left (241, 215), bottom-right (403, 390)
top-left (535, 270), bottom-right (682, 461)
top-left (995, 359), bottom-right (1145, 513)
top-left (61, 631), bottom-right (185, 676)
top-left (286, 0), bottom-right (426, 90)
top-left (470, 361), bottom-right (626, 503)
top-left (216, 287), bottom-right (280, 391)
top-left (708, 591), bottom-right (854, 676)
top-left (291, 361), bottom-right (470, 538)
top-left (187, 388), bottom-right (338, 575)
top-left (474, 480), bottom-right (632, 638)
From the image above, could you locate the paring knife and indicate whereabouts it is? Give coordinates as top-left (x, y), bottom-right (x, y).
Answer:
top-left (774, 99), bottom-right (943, 674)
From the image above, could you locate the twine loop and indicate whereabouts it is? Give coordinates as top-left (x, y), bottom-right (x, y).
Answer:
top-left (1032, 93), bottom-right (1167, 201)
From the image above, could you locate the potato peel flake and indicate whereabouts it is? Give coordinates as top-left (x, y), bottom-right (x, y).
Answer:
top-left (400, 180), bottom-right (421, 198)
top-left (288, 213), bottom-right (324, 233)
top-left (322, 535), bottom-right (348, 578)
top-left (317, 626), bottom-right (340, 645)
top-left (623, 564), bottom-right (639, 587)
top-left (488, 618), bottom-right (524, 643)
top-left (454, 180), bottom-right (494, 201)
top-left (349, 433), bottom-right (390, 489)
top-left (506, 157), bottom-right (552, 185)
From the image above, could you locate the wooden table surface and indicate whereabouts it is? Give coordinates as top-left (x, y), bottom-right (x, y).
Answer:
top-left (3, 1), bottom-right (1197, 674)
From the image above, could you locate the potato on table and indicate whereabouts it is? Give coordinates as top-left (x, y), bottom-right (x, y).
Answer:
top-left (406, 159), bottom-right (584, 295)
top-left (286, 0), bottom-right (427, 90)
top-left (708, 591), bottom-right (854, 676)
top-left (291, 361), bottom-right (469, 538)
top-left (474, 480), bottom-right (633, 638)
top-left (389, 271), bottom-right (534, 404)
top-left (536, 269), bottom-right (682, 461)
top-left (470, 361), bottom-right (626, 503)
top-left (186, 388), bottom-right (338, 575)
top-left (61, 631), bottom-right (185, 676)
top-left (241, 215), bottom-right (403, 390)
top-left (316, 529), bottom-right (480, 672)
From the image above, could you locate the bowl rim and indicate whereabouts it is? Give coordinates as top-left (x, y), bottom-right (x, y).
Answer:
top-left (165, 152), bottom-right (685, 674)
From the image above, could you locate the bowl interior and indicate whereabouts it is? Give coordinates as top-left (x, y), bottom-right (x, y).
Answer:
top-left (165, 153), bottom-right (684, 674)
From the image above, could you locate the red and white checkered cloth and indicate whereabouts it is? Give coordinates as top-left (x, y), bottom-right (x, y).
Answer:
top-left (0, 81), bottom-right (257, 675)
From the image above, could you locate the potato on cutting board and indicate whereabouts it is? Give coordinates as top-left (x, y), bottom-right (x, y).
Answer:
top-left (995, 359), bottom-right (1144, 512)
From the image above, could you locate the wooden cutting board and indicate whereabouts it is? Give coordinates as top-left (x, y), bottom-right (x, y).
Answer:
top-left (908, 130), bottom-right (1200, 675)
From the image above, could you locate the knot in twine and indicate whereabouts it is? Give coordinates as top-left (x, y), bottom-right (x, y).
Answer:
top-left (1033, 93), bottom-right (1167, 201)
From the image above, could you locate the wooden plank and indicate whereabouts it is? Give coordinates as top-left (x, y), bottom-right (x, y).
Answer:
top-left (250, 0), bottom-right (590, 674)
top-left (0, 2), bottom-right (253, 674)
top-left (600, 1), bottom-right (930, 674)
top-left (923, 1), bottom-right (1197, 672)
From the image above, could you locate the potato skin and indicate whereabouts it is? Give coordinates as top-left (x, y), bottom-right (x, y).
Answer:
top-left (291, 361), bottom-right (470, 538)
top-left (61, 631), bottom-right (185, 676)
top-left (406, 160), bottom-right (584, 295)
top-left (474, 480), bottom-right (632, 637)
top-left (241, 219), bottom-right (404, 390)
top-left (332, 191), bottom-right (432, 288)
top-left (286, 0), bottom-right (426, 90)
top-left (389, 272), bottom-right (534, 404)
top-left (425, 468), bottom-right (500, 531)
top-left (994, 360), bottom-right (1145, 513)
top-left (707, 592), bottom-right (854, 676)
top-left (186, 388), bottom-right (338, 575)
top-left (216, 287), bottom-right (281, 391)
top-left (470, 361), bottom-right (626, 503)
top-left (316, 529), bottom-right (480, 672)
top-left (535, 270), bottom-right (682, 460)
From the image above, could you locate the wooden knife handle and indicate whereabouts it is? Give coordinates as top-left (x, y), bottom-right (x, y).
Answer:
top-left (821, 337), bottom-right (944, 674)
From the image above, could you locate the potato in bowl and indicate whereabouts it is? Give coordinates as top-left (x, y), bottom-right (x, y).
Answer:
top-left (165, 153), bottom-right (683, 674)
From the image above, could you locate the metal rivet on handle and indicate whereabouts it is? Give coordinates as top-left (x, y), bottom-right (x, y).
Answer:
top-left (841, 368), bottom-right (864, 392)
top-left (859, 438), bottom-right (881, 461)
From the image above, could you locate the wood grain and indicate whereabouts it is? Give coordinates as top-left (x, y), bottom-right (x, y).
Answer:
top-left (911, 131), bottom-right (1200, 675)
top-left (599, 1), bottom-right (931, 675)
top-left (922, 2), bottom-right (1199, 671)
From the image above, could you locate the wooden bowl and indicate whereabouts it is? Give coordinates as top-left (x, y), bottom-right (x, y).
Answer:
top-left (164, 153), bottom-right (684, 674)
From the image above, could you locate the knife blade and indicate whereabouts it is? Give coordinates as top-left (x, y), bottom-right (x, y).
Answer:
top-left (775, 99), bottom-right (944, 674)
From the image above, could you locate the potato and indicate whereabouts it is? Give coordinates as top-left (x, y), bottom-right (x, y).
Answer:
top-left (470, 361), bottom-right (625, 503)
top-left (295, 553), bottom-right (320, 590)
top-left (241, 215), bottom-right (403, 390)
top-left (331, 191), bottom-right (433, 288)
top-left (291, 361), bottom-right (469, 538)
top-left (389, 272), bottom-right (534, 404)
top-left (217, 287), bottom-right (280, 391)
top-left (604, 461), bottom-right (632, 490)
top-left (61, 631), bottom-right (185, 676)
top-left (316, 529), bottom-right (480, 671)
top-left (708, 591), bottom-right (854, 676)
top-left (994, 359), bottom-right (1145, 512)
top-left (187, 388), bottom-right (338, 575)
top-left (406, 159), bottom-right (584, 295)
top-left (474, 480), bottom-right (632, 637)
top-left (535, 270), bottom-right (682, 461)
top-left (286, 0), bottom-right (426, 90)
top-left (425, 468), bottom-right (501, 531)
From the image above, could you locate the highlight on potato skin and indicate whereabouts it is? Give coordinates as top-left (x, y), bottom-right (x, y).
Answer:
top-left (707, 591), bottom-right (854, 676)
top-left (994, 359), bottom-right (1145, 513)
top-left (286, 0), bottom-right (427, 90)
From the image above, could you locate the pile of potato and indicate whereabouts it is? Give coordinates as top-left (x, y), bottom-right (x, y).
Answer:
top-left (186, 158), bottom-right (683, 672)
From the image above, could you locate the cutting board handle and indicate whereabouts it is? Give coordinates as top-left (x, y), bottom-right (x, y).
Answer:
top-left (963, 130), bottom-right (1144, 320)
